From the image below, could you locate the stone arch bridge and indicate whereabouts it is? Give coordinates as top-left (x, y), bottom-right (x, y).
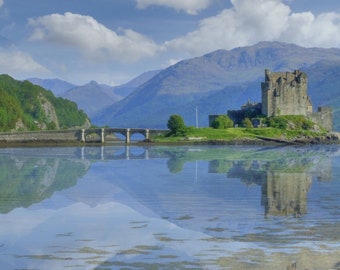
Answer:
top-left (0, 128), bottom-right (168, 144)
top-left (81, 128), bottom-right (167, 143)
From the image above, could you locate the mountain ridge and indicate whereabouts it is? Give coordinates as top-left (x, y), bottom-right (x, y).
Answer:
top-left (28, 78), bottom-right (77, 97)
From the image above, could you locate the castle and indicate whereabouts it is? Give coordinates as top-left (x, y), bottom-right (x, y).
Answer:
top-left (210, 69), bottom-right (333, 130)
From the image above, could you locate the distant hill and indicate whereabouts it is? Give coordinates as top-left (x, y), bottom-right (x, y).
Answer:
top-left (93, 42), bottom-right (340, 129)
top-left (28, 78), bottom-right (77, 97)
top-left (63, 81), bottom-right (123, 118)
top-left (0, 74), bottom-right (90, 131)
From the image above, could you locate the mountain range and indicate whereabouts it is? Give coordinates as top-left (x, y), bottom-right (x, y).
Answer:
top-left (29, 42), bottom-right (340, 131)
top-left (29, 70), bottom-right (160, 118)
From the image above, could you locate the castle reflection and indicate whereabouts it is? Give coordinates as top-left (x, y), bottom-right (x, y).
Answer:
top-left (263, 171), bottom-right (310, 217)
top-left (210, 154), bottom-right (332, 217)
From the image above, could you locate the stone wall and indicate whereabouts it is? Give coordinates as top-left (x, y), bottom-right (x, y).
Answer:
top-left (0, 130), bottom-right (81, 143)
top-left (308, 107), bottom-right (333, 131)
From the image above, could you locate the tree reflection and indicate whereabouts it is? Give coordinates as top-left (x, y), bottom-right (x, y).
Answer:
top-left (0, 156), bottom-right (90, 213)
top-left (167, 157), bottom-right (185, 173)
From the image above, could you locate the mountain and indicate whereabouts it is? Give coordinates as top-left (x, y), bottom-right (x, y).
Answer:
top-left (63, 81), bottom-right (123, 118)
top-left (112, 69), bottom-right (161, 97)
top-left (28, 78), bottom-right (77, 97)
top-left (93, 42), bottom-right (340, 129)
top-left (0, 74), bottom-right (90, 131)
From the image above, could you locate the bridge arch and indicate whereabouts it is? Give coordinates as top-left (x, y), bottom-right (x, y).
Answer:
top-left (80, 146), bottom-right (150, 160)
top-left (105, 128), bottom-right (149, 144)
top-left (103, 129), bottom-right (127, 143)
top-left (81, 128), bottom-right (105, 143)
top-left (129, 129), bottom-right (150, 143)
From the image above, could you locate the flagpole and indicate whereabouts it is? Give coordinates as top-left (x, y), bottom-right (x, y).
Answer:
top-left (195, 106), bottom-right (198, 128)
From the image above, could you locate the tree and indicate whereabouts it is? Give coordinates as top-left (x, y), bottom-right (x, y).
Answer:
top-left (242, 118), bottom-right (253, 128)
top-left (167, 114), bottom-right (186, 135)
top-left (211, 115), bottom-right (234, 129)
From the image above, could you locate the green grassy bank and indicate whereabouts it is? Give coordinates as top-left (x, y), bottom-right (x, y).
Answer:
top-left (151, 127), bottom-right (333, 144)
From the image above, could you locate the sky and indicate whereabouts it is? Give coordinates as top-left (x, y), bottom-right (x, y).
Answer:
top-left (0, 0), bottom-right (340, 86)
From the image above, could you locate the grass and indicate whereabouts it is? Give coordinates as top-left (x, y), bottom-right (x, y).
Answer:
top-left (152, 126), bottom-right (328, 143)
top-left (153, 127), bottom-right (253, 142)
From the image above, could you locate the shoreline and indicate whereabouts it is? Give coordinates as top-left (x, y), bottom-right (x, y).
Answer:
top-left (0, 133), bottom-right (339, 148)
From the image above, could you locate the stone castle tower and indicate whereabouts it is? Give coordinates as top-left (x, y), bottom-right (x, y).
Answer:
top-left (261, 69), bottom-right (333, 130)
top-left (261, 69), bottom-right (313, 116)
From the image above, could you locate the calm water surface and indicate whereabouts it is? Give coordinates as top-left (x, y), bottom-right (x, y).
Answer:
top-left (0, 145), bottom-right (339, 270)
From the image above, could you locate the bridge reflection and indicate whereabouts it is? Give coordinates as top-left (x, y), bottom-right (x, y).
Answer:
top-left (80, 146), bottom-right (153, 160)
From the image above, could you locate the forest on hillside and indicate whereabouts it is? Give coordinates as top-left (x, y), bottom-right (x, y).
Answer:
top-left (0, 74), bottom-right (89, 132)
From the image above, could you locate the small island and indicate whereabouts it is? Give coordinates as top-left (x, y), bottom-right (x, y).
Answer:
top-left (153, 69), bottom-right (340, 145)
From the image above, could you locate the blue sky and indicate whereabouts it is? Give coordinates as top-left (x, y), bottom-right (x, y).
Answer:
top-left (0, 0), bottom-right (340, 85)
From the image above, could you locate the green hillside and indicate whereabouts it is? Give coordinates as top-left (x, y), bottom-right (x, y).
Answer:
top-left (0, 74), bottom-right (89, 132)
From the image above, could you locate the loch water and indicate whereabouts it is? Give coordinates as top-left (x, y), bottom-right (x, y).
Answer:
top-left (0, 145), bottom-right (339, 270)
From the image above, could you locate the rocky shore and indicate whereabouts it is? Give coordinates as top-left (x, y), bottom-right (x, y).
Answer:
top-left (169, 131), bottom-right (340, 146)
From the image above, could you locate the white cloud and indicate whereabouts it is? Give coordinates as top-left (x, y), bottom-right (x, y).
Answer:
top-left (135, 0), bottom-right (212, 15)
top-left (165, 0), bottom-right (340, 55)
top-left (28, 12), bottom-right (161, 62)
top-left (0, 49), bottom-right (51, 78)
top-left (0, 0), bottom-right (3, 8)
top-left (282, 11), bottom-right (340, 48)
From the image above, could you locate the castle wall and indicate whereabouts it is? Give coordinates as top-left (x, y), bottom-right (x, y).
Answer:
top-left (308, 107), bottom-right (333, 131)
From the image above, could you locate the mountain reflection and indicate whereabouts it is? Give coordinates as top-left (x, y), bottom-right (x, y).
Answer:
top-left (0, 149), bottom-right (91, 213)
top-left (1, 145), bottom-right (339, 270)
top-left (0, 145), bottom-right (337, 219)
